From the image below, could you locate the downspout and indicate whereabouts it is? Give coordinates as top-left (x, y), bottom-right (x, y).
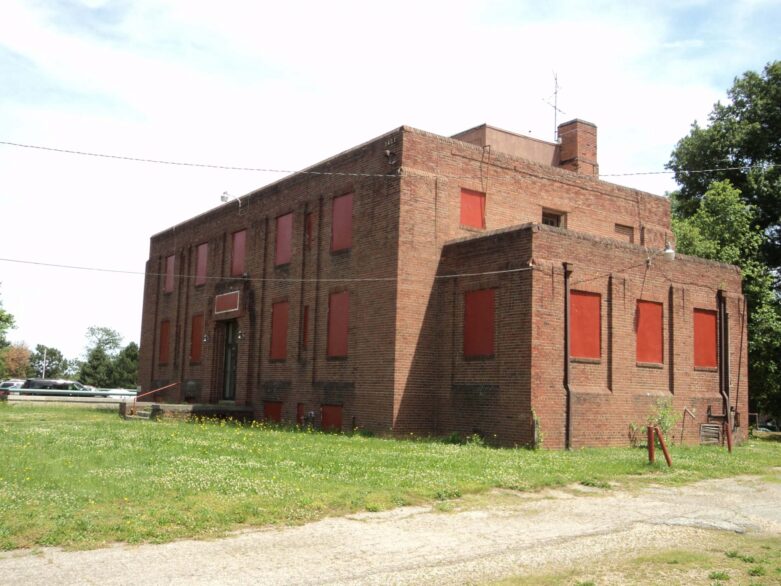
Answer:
top-left (718, 290), bottom-right (733, 447)
top-left (563, 262), bottom-right (573, 450)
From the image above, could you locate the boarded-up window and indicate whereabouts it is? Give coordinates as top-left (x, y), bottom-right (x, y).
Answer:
top-left (263, 401), bottom-right (282, 422)
top-left (331, 193), bottom-right (353, 251)
top-left (301, 305), bottom-right (310, 350)
top-left (615, 224), bottom-right (635, 243)
top-left (570, 291), bottom-right (601, 359)
top-left (164, 255), bottom-right (175, 293)
top-left (463, 289), bottom-right (495, 357)
top-left (190, 313), bottom-right (204, 364)
top-left (231, 229), bottom-right (246, 277)
top-left (296, 403), bottom-right (305, 426)
top-left (305, 212), bottom-right (313, 249)
top-left (270, 301), bottom-right (289, 360)
top-left (694, 308), bottom-right (718, 368)
top-left (321, 404), bottom-right (342, 432)
top-left (195, 243), bottom-right (208, 286)
top-left (159, 320), bottom-right (170, 364)
top-left (636, 300), bottom-right (663, 363)
top-left (275, 213), bottom-right (293, 266)
top-left (327, 291), bottom-right (349, 357)
top-left (460, 188), bottom-right (486, 229)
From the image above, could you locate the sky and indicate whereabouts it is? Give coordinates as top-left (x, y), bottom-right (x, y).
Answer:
top-left (1, 0), bottom-right (780, 361)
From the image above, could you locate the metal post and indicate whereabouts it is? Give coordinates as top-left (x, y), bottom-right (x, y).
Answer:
top-left (647, 426), bottom-right (655, 464)
top-left (655, 427), bottom-right (672, 467)
top-left (725, 421), bottom-right (733, 453)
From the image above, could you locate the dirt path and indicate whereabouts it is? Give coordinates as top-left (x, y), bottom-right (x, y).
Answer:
top-left (1, 474), bottom-right (780, 585)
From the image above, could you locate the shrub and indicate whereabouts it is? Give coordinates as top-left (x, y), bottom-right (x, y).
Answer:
top-left (648, 398), bottom-right (682, 440)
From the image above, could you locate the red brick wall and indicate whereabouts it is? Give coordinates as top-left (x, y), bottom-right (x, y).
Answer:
top-left (140, 128), bottom-right (404, 432)
top-left (529, 226), bottom-right (748, 448)
top-left (391, 126), bottom-right (681, 444)
top-left (430, 229), bottom-right (535, 445)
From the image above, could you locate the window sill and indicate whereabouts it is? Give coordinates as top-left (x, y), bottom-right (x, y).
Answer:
top-left (694, 366), bottom-right (718, 372)
top-left (269, 358), bottom-right (287, 363)
top-left (194, 283), bottom-right (206, 289)
top-left (459, 224), bottom-right (486, 232)
top-left (463, 354), bottom-right (495, 361)
top-left (330, 247), bottom-right (351, 256)
top-left (274, 262), bottom-right (291, 270)
top-left (189, 361), bottom-right (202, 366)
top-left (570, 357), bottom-right (601, 364)
top-left (636, 362), bottom-right (663, 369)
top-left (326, 355), bottom-right (348, 361)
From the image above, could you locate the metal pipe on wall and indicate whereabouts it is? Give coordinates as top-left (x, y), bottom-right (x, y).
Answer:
top-left (563, 262), bottom-right (573, 450)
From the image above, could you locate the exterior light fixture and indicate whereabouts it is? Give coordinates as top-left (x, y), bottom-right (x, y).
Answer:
top-left (237, 330), bottom-right (244, 341)
top-left (662, 241), bottom-right (676, 261)
top-left (202, 334), bottom-right (209, 343)
top-left (647, 240), bottom-right (676, 267)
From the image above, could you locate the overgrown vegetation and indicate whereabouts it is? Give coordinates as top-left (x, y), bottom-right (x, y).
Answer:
top-left (647, 397), bottom-right (683, 439)
top-left (1, 405), bottom-right (780, 551)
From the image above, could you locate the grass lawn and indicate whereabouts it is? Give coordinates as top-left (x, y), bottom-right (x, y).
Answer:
top-left (1, 403), bottom-right (780, 550)
top-left (493, 533), bottom-right (781, 586)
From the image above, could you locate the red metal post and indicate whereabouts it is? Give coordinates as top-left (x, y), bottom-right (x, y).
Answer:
top-left (725, 421), bottom-right (733, 453)
top-left (655, 427), bottom-right (672, 467)
top-left (647, 426), bottom-right (655, 464)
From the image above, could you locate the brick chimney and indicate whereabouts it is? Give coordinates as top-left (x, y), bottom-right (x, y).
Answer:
top-left (557, 119), bottom-right (598, 176)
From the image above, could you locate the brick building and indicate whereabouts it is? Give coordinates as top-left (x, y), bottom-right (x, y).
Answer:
top-left (138, 120), bottom-right (748, 448)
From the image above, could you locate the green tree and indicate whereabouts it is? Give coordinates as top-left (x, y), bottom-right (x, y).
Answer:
top-left (27, 345), bottom-right (69, 379)
top-left (77, 327), bottom-right (138, 388)
top-left (109, 342), bottom-right (138, 388)
top-left (0, 286), bottom-right (15, 351)
top-left (668, 61), bottom-right (781, 272)
top-left (79, 345), bottom-right (113, 388)
top-left (85, 326), bottom-right (123, 355)
top-left (672, 180), bottom-right (781, 414)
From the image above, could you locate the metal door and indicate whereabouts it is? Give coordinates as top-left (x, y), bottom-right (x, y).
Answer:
top-left (221, 320), bottom-right (238, 401)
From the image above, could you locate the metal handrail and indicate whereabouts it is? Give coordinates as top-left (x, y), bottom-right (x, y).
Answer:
top-left (130, 381), bottom-right (179, 415)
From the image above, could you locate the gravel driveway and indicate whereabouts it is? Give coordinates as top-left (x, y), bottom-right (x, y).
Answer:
top-left (1, 473), bottom-right (780, 585)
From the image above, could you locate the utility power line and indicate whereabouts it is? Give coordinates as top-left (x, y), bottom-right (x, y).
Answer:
top-left (1, 139), bottom-right (776, 181)
top-left (0, 256), bottom-right (533, 283)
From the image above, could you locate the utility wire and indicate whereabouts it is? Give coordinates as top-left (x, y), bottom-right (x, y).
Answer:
top-left (0, 140), bottom-right (393, 179)
top-left (0, 256), bottom-right (533, 283)
top-left (1, 139), bottom-right (776, 181)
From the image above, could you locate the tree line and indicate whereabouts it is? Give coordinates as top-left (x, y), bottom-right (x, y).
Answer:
top-left (669, 61), bottom-right (781, 416)
top-left (0, 312), bottom-right (138, 389)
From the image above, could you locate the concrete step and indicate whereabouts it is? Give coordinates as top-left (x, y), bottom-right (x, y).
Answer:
top-left (123, 410), bottom-right (152, 421)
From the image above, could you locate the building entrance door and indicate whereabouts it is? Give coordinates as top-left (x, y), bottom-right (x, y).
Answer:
top-left (221, 320), bottom-right (238, 401)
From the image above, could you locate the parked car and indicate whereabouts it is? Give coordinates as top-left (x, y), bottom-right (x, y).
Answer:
top-left (17, 379), bottom-right (136, 398)
top-left (0, 379), bottom-right (24, 398)
top-left (1, 379), bottom-right (24, 389)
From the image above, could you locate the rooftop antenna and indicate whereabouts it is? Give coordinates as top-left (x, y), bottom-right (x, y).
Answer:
top-left (542, 72), bottom-right (566, 142)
